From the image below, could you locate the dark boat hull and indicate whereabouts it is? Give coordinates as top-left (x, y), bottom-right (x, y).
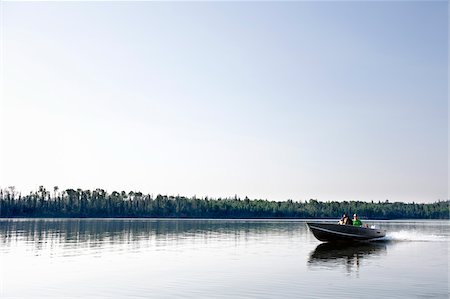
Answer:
top-left (307, 222), bottom-right (386, 242)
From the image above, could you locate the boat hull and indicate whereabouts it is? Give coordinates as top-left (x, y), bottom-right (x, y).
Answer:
top-left (307, 222), bottom-right (386, 242)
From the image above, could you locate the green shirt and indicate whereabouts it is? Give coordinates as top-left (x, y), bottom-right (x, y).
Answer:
top-left (353, 219), bottom-right (362, 226)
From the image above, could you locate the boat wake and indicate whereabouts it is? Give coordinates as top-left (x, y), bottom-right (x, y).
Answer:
top-left (379, 230), bottom-right (448, 242)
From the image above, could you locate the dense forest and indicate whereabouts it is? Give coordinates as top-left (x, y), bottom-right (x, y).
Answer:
top-left (0, 186), bottom-right (448, 219)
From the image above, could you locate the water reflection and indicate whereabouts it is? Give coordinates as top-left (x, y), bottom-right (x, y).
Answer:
top-left (1, 219), bottom-right (448, 298)
top-left (308, 242), bottom-right (387, 274)
top-left (0, 219), bottom-right (305, 257)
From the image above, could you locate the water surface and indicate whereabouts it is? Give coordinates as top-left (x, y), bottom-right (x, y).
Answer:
top-left (0, 219), bottom-right (448, 298)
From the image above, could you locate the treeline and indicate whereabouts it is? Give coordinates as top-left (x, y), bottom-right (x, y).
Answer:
top-left (0, 186), bottom-right (448, 219)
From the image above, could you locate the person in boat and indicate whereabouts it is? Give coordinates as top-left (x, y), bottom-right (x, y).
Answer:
top-left (339, 213), bottom-right (353, 225)
top-left (353, 213), bottom-right (362, 226)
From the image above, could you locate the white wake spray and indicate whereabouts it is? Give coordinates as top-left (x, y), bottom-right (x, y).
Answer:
top-left (380, 230), bottom-right (449, 242)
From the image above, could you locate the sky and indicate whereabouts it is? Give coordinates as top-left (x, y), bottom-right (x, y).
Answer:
top-left (0, 1), bottom-right (447, 203)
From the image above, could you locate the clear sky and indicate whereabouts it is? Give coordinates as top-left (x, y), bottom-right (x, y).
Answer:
top-left (0, 1), bottom-right (447, 203)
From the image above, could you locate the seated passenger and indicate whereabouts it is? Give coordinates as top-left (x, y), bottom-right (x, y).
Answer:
top-left (353, 213), bottom-right (362, 226)
top-left (339, 213), bottom-right (353, 225)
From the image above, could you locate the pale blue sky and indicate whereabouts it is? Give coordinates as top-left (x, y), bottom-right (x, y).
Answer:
top-left (0, 1), bottom-right (447, 203)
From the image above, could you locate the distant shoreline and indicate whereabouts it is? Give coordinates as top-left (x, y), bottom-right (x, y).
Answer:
top-left (0, 217), bottom-right (447, 220)
top-left (1, 187), bottom-right (448, 219)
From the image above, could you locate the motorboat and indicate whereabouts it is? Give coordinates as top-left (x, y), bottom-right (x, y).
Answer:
top-left (307, 222), bottom-right (386, 242)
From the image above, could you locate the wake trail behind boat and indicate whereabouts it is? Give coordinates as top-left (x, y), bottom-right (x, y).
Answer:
top-left (380, 230), bottom-right (448, 242)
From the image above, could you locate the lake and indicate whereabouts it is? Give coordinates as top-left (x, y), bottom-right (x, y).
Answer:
top-left (0, 219), bottom-right (448, 298)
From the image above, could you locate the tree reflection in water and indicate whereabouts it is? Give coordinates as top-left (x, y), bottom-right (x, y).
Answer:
top-left (0, 218), bottom-right (303, 257)
top-left (308, 242), bottom-right (387, 275)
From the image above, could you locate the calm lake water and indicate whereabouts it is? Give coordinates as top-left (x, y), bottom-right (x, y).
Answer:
top-left (0, 219), bottom-right (448, 298)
